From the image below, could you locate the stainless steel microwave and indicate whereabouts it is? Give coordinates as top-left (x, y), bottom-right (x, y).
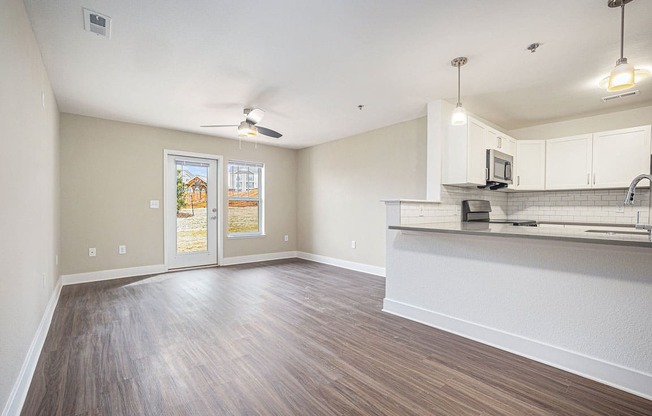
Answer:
top-left (486, 149), bottom-right (513, 185)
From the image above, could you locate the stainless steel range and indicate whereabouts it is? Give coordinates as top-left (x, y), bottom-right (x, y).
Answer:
top-left (462, 200), bottom-right (537, 226)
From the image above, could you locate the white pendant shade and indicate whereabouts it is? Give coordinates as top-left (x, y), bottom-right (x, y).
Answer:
top-left (451, 105), bottom-right (467, 126)
top-left (607, 60), bottom-right (636, 91)
top-left (599, 68), bottom-right (650, 89)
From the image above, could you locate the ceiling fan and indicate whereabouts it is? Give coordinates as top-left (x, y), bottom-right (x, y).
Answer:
top-left (201, 107), bottom-right (282, 139)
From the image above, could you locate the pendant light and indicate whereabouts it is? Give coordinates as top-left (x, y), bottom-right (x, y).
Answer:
top-left (451, 57), bottom-right (468, 126)
top-left (606, 0), bottom-right (636, 91)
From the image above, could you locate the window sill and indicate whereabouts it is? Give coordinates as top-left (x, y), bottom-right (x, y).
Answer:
top-left (227, 233), bottom-right (266, 240)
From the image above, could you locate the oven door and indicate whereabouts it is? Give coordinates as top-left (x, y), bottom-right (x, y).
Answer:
top-left (487, 149), bottom-right (513, 184)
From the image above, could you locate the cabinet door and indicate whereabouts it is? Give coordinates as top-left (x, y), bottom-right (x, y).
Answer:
top-left (515, 140), bottom-right (546, 190)
top-left (500, 135), bottom-right (517, 156)
top-left (546, 135), bottom-right (592, 190)
top-left (468, 119), bottom-right (488, 185)
top-left (485, 129), bottom-right (499, 150)
top-left (592, 126), bottom-right (652, 188)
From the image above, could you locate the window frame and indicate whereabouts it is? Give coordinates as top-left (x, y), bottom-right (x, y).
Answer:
top-left (227, 160), bottom-right (265, 238)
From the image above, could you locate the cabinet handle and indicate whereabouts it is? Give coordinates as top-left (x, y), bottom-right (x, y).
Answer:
top-left (517, 175), bottom-right (520, 186)
top-left (593, 173), bottom-right (596, 184)
top-left (498, 137), bottom-right (502, 149)
top-left (587, 173), bottom-right (590, 185)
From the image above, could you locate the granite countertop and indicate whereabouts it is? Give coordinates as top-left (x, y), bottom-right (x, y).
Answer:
top-left (389, 221), bottom-right (652, 248)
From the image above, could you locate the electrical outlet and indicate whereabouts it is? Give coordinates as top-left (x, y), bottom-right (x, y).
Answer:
top-left (351, 240), bottom-right (356, 249)
top-left (284, 235), bottom-right (289, 242)
top-left (119, 245), bottom-right (127, 254)
top-left (89, 248), bottom-right (96, 257)
top-left (149, 200), bottom-right (160, 209)
top-left (616, 205), bottom-right (625, 213)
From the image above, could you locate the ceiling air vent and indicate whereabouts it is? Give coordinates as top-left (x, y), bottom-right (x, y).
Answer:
top-left (83, 8), bottom-right (111, 38)
top-left (601, 90), bottom-right (639, 103)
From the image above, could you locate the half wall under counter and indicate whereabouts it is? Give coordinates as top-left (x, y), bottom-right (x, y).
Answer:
top-left (383, 200), bottom-right (652, 400)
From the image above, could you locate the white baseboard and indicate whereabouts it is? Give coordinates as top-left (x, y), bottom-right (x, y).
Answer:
top-left (297, 251), bottom-right (386, 277)
top-left (383, 298), bottom-right (652, 401)
top-left (221, 251), bottom-right (298, 266)
top-left (61, 264), bottom-right (168, 286)
top-left (2, 278), bottom-right (63, 416)
top-left (60, 252), bottom-right (384, 284)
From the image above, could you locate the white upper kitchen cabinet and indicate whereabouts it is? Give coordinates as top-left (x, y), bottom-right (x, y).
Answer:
top-left (592, 125), bottom-right (651, 188)
top-left (514, 140), bottom-right (546, 190)
top-left (501, 135), bottom-right (517, 157)
top-left (443, 117), bottom-right (487, 186)
top-left (546, 134), bottom-right (593, 190)
top-left (485, 129), bottom-right (516, 156)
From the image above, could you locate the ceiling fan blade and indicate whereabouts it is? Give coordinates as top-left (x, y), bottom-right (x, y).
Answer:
top-left (200, 124), bottom-right (238, 128)
top-left (245, 108), bottom-right (265, 125)
top-left (257, 126), bottom-right (282, 138)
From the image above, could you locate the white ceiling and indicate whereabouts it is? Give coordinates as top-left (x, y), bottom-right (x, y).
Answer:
top-left (23, 0), bottom-right (652, 149)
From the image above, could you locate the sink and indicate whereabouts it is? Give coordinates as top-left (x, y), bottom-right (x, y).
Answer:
top-left (585, 229), bottom-right (649, 236)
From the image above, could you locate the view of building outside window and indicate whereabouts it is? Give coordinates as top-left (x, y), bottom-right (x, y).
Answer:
top-left (228, 161), bottom-right (263, 235)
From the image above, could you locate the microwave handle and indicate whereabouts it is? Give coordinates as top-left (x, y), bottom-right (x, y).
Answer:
top-left (505, 161), bottom-right (512, 180)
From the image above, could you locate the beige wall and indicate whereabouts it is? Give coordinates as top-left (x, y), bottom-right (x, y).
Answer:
top-left (508, 105), bottom-right (652, 140)
top-left (60, 114), bottom-right (297, 275)
top-left (297, 118), bottom-right (427, 268)
top-left (0, 0), bottom-right (60, 410)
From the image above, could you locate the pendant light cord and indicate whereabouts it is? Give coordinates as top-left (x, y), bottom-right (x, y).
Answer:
top-left (457, 63), bottom-right (461, 105)
top-left (620, 3), bottom-right (625, 60)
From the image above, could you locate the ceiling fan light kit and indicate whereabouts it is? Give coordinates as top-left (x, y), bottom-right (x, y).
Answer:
top-left (451, 57), bottom-right (468, 126)
top-left (201, 107), bottom-right (282, 140)
top-left (237, 121), bottom-right (257, 137)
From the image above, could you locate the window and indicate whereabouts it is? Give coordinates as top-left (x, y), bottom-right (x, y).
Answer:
top-left (228, 160), bottom-right (264, 236)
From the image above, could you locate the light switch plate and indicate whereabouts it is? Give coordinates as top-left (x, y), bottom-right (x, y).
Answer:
top-left (150, 200), bottom-right (160, 209)
top-left (118, 245), bottom-right (126, 254)
top-left (89, 248), bottom-right (96, 257)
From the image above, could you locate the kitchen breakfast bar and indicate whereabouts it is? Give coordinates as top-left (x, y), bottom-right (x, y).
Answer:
top-left (383, 200), bottom-right (652, 400)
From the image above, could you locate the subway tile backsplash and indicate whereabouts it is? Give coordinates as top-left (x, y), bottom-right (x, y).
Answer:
top-left (401, 186), bottom-right (508, 224)
top-left (401, 187), bottom-right (650, 225)
top-left (508, 189), bottom-right (650, 224)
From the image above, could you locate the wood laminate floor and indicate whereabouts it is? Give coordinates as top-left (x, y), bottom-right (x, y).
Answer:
top-left (22, 259), bottom-right (652, 415)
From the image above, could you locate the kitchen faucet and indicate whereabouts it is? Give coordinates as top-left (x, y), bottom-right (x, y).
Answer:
top-left (624, 174), bottom-right (652, 242)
